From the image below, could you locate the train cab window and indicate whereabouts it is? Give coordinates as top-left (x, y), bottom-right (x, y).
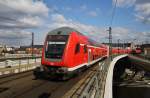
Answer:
top-left (45, 35), bottom-right (69, 59)
top-left (75, 43), bottom-right (80, 54)
top-left (84, 45), bottom-right (87, 53)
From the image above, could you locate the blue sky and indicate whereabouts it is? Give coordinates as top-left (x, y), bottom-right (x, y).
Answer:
top-left (43, 0), bottom-right (147, 28)
top-left (0, 0), bottom-right (149, 46)
top-left (44, 0), bottom-right (119, 26)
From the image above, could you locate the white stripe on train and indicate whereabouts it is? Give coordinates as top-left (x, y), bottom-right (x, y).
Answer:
top-left (67, 56), bottom-right (106, 71)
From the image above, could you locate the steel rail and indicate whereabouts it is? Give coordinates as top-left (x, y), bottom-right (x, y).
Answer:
top-left (0, 70), bottom-right (33, 84)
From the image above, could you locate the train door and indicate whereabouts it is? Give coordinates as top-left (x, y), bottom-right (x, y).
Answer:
top-left (88, 49), bottom-right (91, 66)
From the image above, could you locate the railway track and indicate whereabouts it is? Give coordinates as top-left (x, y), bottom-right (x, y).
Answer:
top-left (0, 71), bottom-right (60, 98)
top-left (0, 62), bottom-right (101, 98)
top-left (62, 63), bottom-right (99, 98)
top-left (0, 70), bottom-right (33, 85)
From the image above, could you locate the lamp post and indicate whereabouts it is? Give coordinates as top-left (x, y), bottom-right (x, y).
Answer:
top-left (117, 39), bottom-right (120, 54)
top-left (123, 40), bottom-right (125, 49)
top-left (107, 27), bottom-right (112, 60)
top-left (31, 32), bottom-right (34, 57)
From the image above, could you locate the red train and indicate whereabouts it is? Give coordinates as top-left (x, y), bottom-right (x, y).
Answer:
top-left (34, 27), bottom-right (108, 79)
top-left (33, 27), bottom-right (141, 79)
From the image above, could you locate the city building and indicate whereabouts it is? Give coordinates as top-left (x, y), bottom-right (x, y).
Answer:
top-left (17, 45), bottom-right (43, 54)
top-left (103, 43), bottom-right (131, 49)
top-left (0, 45), bottom-right (15, 55)
top-left (0, 45), bottom-right (5, 55)
top-left (141, 44), bottom-right (150, 55)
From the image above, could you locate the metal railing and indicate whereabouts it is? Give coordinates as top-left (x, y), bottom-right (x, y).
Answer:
top-left (77, 59), bottom-right (110, 98)
top-left (0, 54), bottom-right (41, 61)
top-left (0, 57), bottom-right (41, 75)
top-left (75, 54), bottom-right (129, 98)
top-left (65, 55), bottom-right (123, 98)
top-left (62, 58), bottom-right (111, 98)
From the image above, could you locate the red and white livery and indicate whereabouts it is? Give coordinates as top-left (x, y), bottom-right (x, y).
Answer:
top-left (34, 27), bottom-right (107, 78)
top-left (33, 27), bottom-right (141, 79)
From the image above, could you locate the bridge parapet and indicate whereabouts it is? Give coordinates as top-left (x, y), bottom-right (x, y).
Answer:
top-left (0, 57), bottom-right (41, 76)
top-left (62, 54), bottom-right (128, 98)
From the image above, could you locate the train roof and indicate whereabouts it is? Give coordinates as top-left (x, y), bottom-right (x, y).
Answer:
top-left (48, 27), bottom-right (82, 35)
top-left (47, 27), bottom-right (106, 48)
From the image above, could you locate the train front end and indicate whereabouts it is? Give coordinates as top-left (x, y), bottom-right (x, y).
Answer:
top-left (33, 27), bottom-right (74, 79)
top-left (42, 34), bottom-right (69, 73)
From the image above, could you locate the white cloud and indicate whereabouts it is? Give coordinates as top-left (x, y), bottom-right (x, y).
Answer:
top-left (135, 3), bottom-right (150, 24)
top-left (49, 14), bottom-right (107, 42)
top-left (112, 27), bottom-right (131, 41)
top-left (0, 29), bottom-right (32, 46)
top-left (51, 14), bottom-right (68, 23)
top-left (88, 11), bottom-right (98, 17)
top-left (113, 0), bottom-right (136, 7)
top-left (18, 16), bottom-right (43, 27)
top-left (135, 3), bottom-right (150, 16)
top-left (96, 8), bottom-right (100, 11)
top-left (80, 5), bottom-right (87, 10)
top-left (63, 7), bottom-right (72, 11)
top-left (135, 0), bottom-right (150, 4)
top-left (49, 14), bottom-right (150, 43)
top-left (49, 14), bottom-right (144, 43)
top-left (114, 0), bottom-right (150, 24)
top-left (0, 30), bottom-right (31, 39)
top-left (111, 27), bottom-right (150, 43)
top-left (0, 0), bottom-right (49, 17)
top-left (0, 0), bottom-right (49, 29)
top-left (0, 0), bottom-right (49, 46)
top-left (112, 27), bottom-right (130, 36)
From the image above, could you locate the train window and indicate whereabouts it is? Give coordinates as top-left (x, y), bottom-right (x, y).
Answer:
top-left (84, 45), bottom-right (87, 53)
top-left (45, 35), bottom-right (69, 59)
top-left (57, 31), bottom-right (61, 34)
top-left (47, 35), bottom-right (68, 42)
top-left (75, 43), bottom-right (80, 54)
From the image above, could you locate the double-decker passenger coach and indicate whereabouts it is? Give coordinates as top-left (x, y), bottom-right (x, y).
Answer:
top-left (34, 27), bottom-right (107, 79)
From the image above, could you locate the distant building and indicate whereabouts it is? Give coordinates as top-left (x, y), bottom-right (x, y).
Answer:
top-left (0, 45), bottom-right (15, 55)
top-left (141, 44), bottom-right (150, 55)
top-left (17, 45), bottom-right (43, 54)
top-left (144, 48), bottom-right (150, 55)
top-left (0, 45), bottom-right (5, 55)
top-left (15, 47), bottom-right (26, 54)
top-left (103, 43), bottom-right (131, 49)
top-left (130, 42), bottom-right (136, 50)
top-left (6, 46), bottom-right (15, 53)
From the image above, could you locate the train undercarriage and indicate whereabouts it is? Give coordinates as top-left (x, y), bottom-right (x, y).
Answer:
top-left (33, 66), bottom-right (73, 80)
top-left (33, 64), bottom-right (88, 80)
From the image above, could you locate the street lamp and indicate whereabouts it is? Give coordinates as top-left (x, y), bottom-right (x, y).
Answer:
top-left (107, 27), bottom-right (112, 60)
top-left (31, 32), bottom-right (34, 57)
top-left (117, 39), bottom-right (120, 54)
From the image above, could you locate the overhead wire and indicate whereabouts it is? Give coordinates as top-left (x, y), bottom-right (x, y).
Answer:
top-left (110, 0), bottom-right (118, 26)
top-left (107, 0), bottom-right (118, 59)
